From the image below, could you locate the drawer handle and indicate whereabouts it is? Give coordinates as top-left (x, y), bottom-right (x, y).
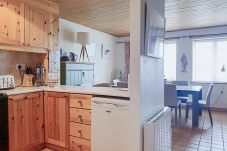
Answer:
top-left (78, 100), bottom-right (82, 104)
top-left (78, 144), bottom-right (83, 150)
top-left (20, 115), bottom-right (23, 121)
top-left (77, 130), bottom-right (82, 134)
top-left (78, 115), bottom-right (83, 122)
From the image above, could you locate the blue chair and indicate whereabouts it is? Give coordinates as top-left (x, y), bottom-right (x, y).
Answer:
top-left (164, 84), bottom-right (182, 124)
top-left (172, 81), bottom-right (189, 103)
top-left (185, 84), bottom-right (214, 126)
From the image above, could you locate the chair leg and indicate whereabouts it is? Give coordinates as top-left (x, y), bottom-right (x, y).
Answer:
top-left (185, 106), bottom-right (189, 122)
top-left (208, 109), bottom-right (213, 126)
top-left (175, 108), bottom-right (178, 124)
top-left (179, 104), bottom-right (181, 118)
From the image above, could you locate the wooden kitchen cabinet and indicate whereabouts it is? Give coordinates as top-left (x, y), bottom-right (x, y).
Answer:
top-left (0, 0), bottom-right (59, 51)
top-left (8, 92), bottom-right (44, 151)
top-left (46, 13), bottom-right (59, 50)
top-left (0, 0), bottom-right (24, 45)
top-left (69, 94), bottom-right (92, 151)
top-left (24, 4), bottom-right (48, 48)
top-left (44, 92), bottom-right (70, 148)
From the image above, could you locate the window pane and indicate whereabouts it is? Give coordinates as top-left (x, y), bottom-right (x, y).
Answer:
top-left (164, 43), bottom-right (176, 81)
top-left (216, 41), bottom-right (227, 81)
top-left (193, 41), bottom-right (213, 81)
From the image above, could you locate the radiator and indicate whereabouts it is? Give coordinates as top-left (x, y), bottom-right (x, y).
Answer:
top-left (144, 107), bottom-right (172, 151)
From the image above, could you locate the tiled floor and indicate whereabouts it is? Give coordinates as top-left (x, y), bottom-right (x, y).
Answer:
top-left (42, 108), bottom-right (227, 151)
top-left (172, 107), bottom-right (227, 151)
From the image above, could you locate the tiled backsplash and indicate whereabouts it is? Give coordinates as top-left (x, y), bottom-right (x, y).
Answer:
top-left (0, 50), bottom-right (47, 85)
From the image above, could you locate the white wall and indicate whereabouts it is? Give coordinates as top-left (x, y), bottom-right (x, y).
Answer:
top-left (166, 26), bottom-right (227, 109)
top-left (60, 19), bottom-right (123, 84)
top-left (130, 0), bottom-right (165, 151)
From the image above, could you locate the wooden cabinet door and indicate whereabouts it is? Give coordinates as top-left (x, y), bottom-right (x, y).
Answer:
top-left (24, 4), bottom-right (48, 48)
top-left (44, 92), bottom-right (70, 148)
top-left (0, 0), bottom-right (24, 45)
top-left (47, 13), bottom-right (59, 50)
top-left (8, 92), bottom-right (44, 151)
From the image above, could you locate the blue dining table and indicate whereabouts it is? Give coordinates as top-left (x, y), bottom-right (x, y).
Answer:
top-left (177, 86), bottom-right (203, 127)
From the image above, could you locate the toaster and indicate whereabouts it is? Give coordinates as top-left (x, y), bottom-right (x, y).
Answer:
top-left (0, 75), bottom-right (15, 90)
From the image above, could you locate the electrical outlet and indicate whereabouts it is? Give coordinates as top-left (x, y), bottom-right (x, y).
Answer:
top-left (16, 64), bottom-right (25, 70)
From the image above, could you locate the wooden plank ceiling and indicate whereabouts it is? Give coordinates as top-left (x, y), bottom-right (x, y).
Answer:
top-left (52, 0), bottom-right (227, 37)
top-left (166, 0), bottom-right (227, 31)
top-left (58, 0), bottom-right (130, 37)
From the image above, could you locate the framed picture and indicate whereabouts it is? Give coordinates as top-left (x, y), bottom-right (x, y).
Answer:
top-left (142, 0), bottom-right (165, 59)
top-left (102, 44), bottom-right (112, 59)
top-left (86, 43), bottom-right (96, 57)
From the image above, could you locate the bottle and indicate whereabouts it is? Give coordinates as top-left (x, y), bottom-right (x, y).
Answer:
top-left (35, 64), bottom-right (41, 86)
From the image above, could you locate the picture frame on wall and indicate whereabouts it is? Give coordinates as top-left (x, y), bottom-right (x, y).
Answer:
top-left (86, 43), bottom-right (96, 57)
top-left (142, 0), bottom-right (165, 59)
top-left (101, 44), bottom-right (112, 59)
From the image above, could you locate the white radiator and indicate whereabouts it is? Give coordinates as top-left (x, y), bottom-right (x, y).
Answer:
top-left (144, 107), bottom-right (172, 151)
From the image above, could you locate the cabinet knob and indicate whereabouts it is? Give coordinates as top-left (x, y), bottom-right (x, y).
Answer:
top-left (78, 115), bottom-right (83, 122)
top-left (78, 144), bottom-right (82, 149)
top-left (20, 116), bottom-right (23, 121)
top-left (12, 116), bottom-right (14, 120)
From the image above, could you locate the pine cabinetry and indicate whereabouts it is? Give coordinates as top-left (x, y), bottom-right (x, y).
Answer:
top-left (44, 92), bottom-right (70, 148)
top-left (0, 0), bottom-right (59, 51)
top-left (0, 0), bottom-right (24, 45)
top-left (69, 94), bottom-right (92, 151)
top-left (8, 92), bottom-right (44, 151)
top-left (46, 13), bottom-right (59, 50)
top-left (24, 4), bottom-right (48, 48)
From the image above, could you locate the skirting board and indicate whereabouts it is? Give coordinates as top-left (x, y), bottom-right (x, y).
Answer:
top-left (211, 107), bottom-right (227, 112)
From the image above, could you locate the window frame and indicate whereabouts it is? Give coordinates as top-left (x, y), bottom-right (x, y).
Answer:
top-left (163, 40), bottom-right (177, 81)
top-left (193, 38), bottom-right (227, 82)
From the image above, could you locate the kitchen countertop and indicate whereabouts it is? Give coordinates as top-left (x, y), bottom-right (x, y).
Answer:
top-left (0, 85), bottom-right (130, 98)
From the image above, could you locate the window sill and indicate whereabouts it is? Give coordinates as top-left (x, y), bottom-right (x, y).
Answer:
top-left (191, 81), bottom-right (227, 84)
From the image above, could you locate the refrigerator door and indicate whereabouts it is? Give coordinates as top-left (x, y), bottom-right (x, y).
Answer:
top-left (91, 97), bottom-right (131, 151)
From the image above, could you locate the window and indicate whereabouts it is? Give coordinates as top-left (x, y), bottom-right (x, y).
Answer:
top-left (164, 42), bottom-right (176, 81)
top-left (193, 39), bottom-right (227, 82)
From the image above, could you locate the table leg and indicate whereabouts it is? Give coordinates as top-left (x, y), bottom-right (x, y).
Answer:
top-left (192, 91), bottom-right (199, 127)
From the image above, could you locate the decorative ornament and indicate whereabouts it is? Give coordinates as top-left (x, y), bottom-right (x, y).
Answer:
top-left (180, 53), bottom-right (188, 72)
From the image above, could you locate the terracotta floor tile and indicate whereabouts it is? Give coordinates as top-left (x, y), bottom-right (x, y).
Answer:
top-left (172, 109), bottom-right (227, 151)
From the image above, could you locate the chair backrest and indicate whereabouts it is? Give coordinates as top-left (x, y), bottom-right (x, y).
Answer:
top-left (172, 81), bottom-right (189, 86)
top-left (164, 84), bottom-right (178, 107)
top-left (206, 84), bottom-right (214, 107)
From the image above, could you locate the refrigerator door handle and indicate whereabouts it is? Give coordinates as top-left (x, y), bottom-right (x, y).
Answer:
top-left (93, 101), bottom-right (130, 109)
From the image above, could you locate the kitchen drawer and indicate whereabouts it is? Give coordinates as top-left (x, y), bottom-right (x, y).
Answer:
top-left (70, 122), bottom-right (91, 140)
top-left (66, 64), bottom-right (82, 70)
top-left (81, 64), bottom-right (94, 70)
top-left (70, 108), bottom-right (91, 125)
top-left (70, 94), bottom-right (92, 109)
top-left (70, 136), bottom-right (91, 151)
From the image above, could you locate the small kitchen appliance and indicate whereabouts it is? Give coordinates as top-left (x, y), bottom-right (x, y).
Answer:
top-left (0, 75), bottom-right (15, 90)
